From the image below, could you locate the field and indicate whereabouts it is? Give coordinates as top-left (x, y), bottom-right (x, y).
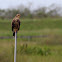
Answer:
top-left (0, 18), bottom-right (62, 62)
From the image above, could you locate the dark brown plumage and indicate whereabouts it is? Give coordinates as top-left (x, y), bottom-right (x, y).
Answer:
top-left (11, 14), bottom-right (21, 36)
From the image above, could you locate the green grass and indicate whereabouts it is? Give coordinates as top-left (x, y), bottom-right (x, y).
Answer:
top-left (0, 18), bottom-right (62, 36)
top-left (0, 18), bottom-right (62, 62)
top-left (0, 40), bottom-right (62, 62)
top-left (0, 18), bottom-right (62, 44)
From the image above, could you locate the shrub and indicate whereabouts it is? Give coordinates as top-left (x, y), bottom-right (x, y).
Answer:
top-left (19, 45), bottom-right (51, 55)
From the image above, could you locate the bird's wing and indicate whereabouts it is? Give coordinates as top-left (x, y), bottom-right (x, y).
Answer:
top-left (11, 19), bottom-right (15, 31)
top-left (17, 19), bottom-right (20, 27)
top-left (16, 19), bottom-right (21, 30)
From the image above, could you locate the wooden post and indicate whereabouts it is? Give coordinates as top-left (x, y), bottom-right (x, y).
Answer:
top-left (14, 31), bottom-right (17, 62)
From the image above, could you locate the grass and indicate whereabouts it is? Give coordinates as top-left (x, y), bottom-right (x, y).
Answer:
top-left (0, 40), bottom-right (62, 62)
top-left (0, 18), bottom-right (62, 62)
top-left (0, 18), bottom-right (62, 36)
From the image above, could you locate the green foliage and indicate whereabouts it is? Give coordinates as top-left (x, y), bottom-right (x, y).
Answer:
top-left (19, 45), bottom-right (51, 55)
top-left (43, 46), bottom-right (51, 55)
top-left (0, 41), bottom-right (62, 62)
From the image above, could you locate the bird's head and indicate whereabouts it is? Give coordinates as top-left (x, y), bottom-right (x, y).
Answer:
top-left (16, 14), bottom-right (21, 18)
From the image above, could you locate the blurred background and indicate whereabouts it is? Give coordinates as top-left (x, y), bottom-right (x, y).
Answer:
top-left (0, 0), bottom-right (62, 19)
top-left (0, 0), bottom-right (62, 62)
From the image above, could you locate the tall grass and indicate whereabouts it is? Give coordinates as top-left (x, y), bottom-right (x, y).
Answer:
top-left (0, 41), bottom-right (62, 62)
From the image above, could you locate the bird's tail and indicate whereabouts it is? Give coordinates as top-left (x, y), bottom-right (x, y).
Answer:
top-left (13, 32), bottom-right (15, 36)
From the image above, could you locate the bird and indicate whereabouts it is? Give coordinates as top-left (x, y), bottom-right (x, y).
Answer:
top-left (11, 14), bottom-right (21, 36)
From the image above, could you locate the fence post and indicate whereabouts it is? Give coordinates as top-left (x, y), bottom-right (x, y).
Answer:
top-left (14, 31), bottom-right (17, 62)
